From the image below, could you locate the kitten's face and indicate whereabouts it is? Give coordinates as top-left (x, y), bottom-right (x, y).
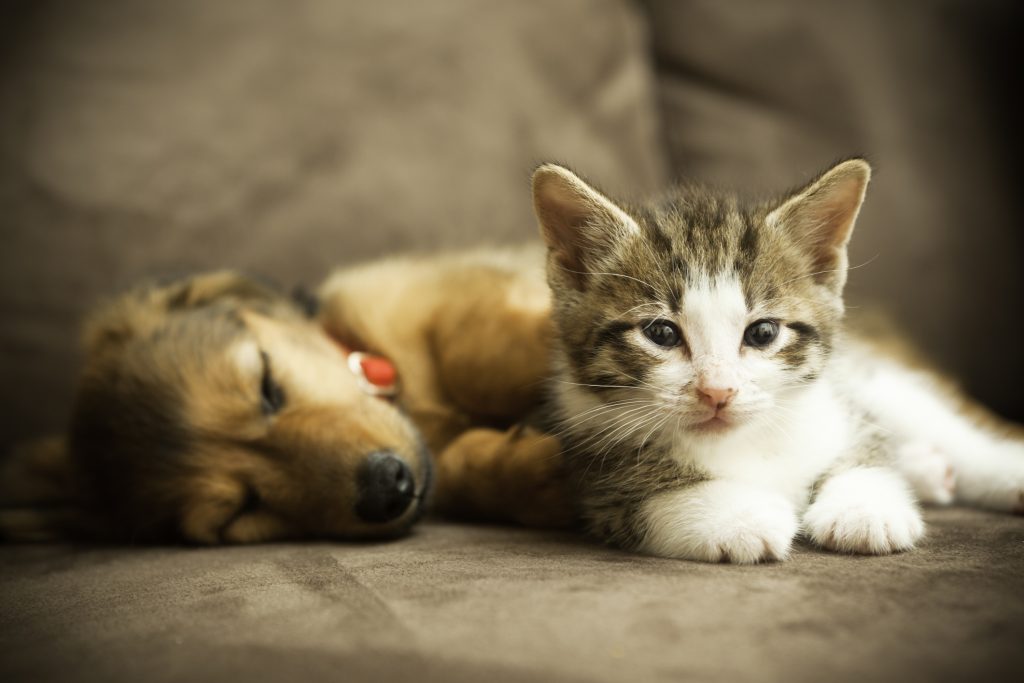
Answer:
top-left (534, 160), bottom-right (870, 441)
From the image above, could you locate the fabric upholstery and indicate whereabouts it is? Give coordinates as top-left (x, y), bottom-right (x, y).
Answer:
top-left (642, 0), bottom-right (1024, 421)
top-left (0, 0), bottom-right (665, 447)
top-left (2, 509), bottom-right (1023, 683)
top-left (1, 3), bottom-right (1022, 682)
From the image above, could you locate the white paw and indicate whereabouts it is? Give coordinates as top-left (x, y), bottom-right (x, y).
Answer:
top-left (639, 481), bottom-right (799, 564)
top-left (895, 440), bottom-right (956, 505)
top-left (804, 467), bottom-right (925, 554)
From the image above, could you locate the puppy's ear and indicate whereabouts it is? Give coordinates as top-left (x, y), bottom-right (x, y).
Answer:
top-left (83, 271), bottom-right (284, 356)
top-left (162, 271), bottom-right (281, 310)
top-left (532, 164), bottom-right (640, 290)
top-left (0, 436), bottom-right (88, 542)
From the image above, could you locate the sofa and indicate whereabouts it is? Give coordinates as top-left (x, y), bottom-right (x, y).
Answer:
top-left (2, 2), bottom-right (1021, 681)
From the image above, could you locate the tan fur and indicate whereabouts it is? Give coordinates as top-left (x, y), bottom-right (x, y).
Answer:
top-left (3, 252), bottom-right (573, 543)
top-left (318, 247), bottom-right (573, 528)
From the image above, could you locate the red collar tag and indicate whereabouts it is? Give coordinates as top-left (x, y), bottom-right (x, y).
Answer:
top-left (347, 351), bottom-right (399, 398)
top-left (327, 333), bottom-right (400, 398)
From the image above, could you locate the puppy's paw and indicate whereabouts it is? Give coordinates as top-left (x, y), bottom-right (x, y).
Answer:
top-left (639, 481), bottom-right (798, 564)
top-left (804, 467), bottom-right (924, 554)
top-left (436, 426), bottom-right (574, 528)
top-left (502, 427), bottom-right (576, 528)
top-left (895, 440), bottom-right (956, 505)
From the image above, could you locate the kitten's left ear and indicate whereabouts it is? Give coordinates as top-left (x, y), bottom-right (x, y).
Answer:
top-left (532, 164), bottom-right (640, 290)
top-left (767, 158), bottom-right (871, 293)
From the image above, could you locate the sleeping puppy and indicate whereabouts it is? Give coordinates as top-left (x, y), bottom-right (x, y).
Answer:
top-left (1, 250), bottom-right (571, 543)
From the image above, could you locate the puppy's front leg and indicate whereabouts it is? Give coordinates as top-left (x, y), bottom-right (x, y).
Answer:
top-left (431, 278), bottom-right (552, 421)
top-left (434, 425), bottom-right (574, 529)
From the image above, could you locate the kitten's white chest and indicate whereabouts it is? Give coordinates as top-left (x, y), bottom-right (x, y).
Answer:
top-left (673, 380), bottom-right (852, 507)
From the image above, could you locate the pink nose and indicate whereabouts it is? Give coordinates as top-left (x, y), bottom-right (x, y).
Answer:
top-left (697, 385), bottom-right (736, 409)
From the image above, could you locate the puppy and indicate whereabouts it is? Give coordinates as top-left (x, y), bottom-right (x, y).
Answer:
top-left (1, 250), bottom-right (571, 543)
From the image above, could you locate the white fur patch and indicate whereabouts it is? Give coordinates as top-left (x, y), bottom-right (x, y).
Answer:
top-left (639, 480), bottom-right (799, 564)
top-left (895, 441), bottom-right (956, 505)
top-left (803, 466), bottom-right (924, 554)
top-left (670, 272), bottom-right (796, 427)
top-left (843, 346), bottom-right (1024, 513)
top-left (679, 380), bottom-right (852, 508)
top-left (231, 340), bottom-right (263, 380)
top-left (681, 272), bottom-right (749, 363)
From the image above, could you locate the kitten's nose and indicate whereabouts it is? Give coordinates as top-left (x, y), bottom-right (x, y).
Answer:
top-left (697, 385), bottom-right (736, 410)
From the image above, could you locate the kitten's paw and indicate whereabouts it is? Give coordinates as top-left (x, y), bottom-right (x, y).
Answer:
top-left (639, 481), bottom-right (798, 564)
top-left (895, 441), bottom-right (956, 505)
top-left (804, 467), bottom-right (924, 554)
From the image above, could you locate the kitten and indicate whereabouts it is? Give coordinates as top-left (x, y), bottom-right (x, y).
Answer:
top-left (532, 159), bottom-right (1024, 563)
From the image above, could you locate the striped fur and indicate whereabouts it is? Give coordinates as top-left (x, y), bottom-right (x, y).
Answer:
top-left (534, 160), bottom-right (1024, 563)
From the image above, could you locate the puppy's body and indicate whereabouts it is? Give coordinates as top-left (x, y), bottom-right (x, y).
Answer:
top-left (1, 251), bottom-right (570, 543)
top-left (317, 247), bottom-right (570, 527)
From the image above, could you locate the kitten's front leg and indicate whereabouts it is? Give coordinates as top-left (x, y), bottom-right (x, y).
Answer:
top-left (637, 480), bottom-right (799, 564)
top-left (803, 466), bottom-right (924, 554)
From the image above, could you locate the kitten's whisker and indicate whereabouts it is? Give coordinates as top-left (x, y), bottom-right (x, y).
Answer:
top-left (582, 404), bottom-right (658, 454)
top-left (754, 294), bottom-right (834, 310)
top-left (565, 404), bottom-right (654, 453)
top-left (614, 302), bottom-right (665, 319)
top-left (607, 371), bottom-right (665, 394)
top-left (574, 405), bottom-right (657, 478)
top-left (558, 267), bottom-right (664, 296)
top-left (564, 396), bottom-right (653, 417)
top-left (777, 254), bottom-right (880, 287)
top-left (589, 407), bottom-right (655, 447)
top-left (636, 411), bottom-right (672, 464)
top-left (556, 380), bottom-right (660, 394)
top-left (555, 400), bottom-right (654, 432)
top-left (565, 398), bottom-right (653, 419)
top-left (593, 410), bottom-right (664, 472)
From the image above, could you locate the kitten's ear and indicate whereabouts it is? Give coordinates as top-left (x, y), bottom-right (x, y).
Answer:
top-left (532, 164), bottom-right (639, 290)
top-left (767, 158), bottom-right (871, 293)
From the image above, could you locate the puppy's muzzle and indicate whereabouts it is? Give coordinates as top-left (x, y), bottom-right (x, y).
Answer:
top-left (355, 451), bottom-right (416, 523)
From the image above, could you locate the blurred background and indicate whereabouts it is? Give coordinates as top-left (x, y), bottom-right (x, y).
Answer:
top-left (1, 0), bottom-right (1021, 450)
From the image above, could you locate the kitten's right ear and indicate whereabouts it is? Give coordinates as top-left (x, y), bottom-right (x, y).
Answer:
top-left (532, 164), bottom-right (639, 290)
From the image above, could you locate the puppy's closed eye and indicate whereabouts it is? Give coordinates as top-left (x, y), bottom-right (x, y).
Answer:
top-left (259, 352), bottom-right (286, 415)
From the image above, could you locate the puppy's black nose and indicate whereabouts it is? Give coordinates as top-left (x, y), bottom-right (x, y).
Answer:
top-left (355, 451), bottom-right (415, 523)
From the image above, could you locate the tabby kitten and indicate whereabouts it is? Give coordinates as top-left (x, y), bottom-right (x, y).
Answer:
top-left (533, 159), bottom-right (1024, 563)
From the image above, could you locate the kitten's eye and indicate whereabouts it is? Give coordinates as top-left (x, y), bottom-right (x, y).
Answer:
top-left (260, 352), bottom-right (286, 415)
top-left (743, 320), bottom-right (779, 348)
top-left (642, 319), bottom-right (682, 348)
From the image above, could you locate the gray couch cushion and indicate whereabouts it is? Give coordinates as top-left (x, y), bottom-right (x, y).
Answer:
top-left (2, 509), bottom-right (1023, 683)
top-left (644, 0), bottom-right (1023, 421)
top-left (0, 0), bottom-right (665, 447)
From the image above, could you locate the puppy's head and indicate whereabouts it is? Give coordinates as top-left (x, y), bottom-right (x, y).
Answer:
top-left (69, 272), bottom-right (431, 543)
